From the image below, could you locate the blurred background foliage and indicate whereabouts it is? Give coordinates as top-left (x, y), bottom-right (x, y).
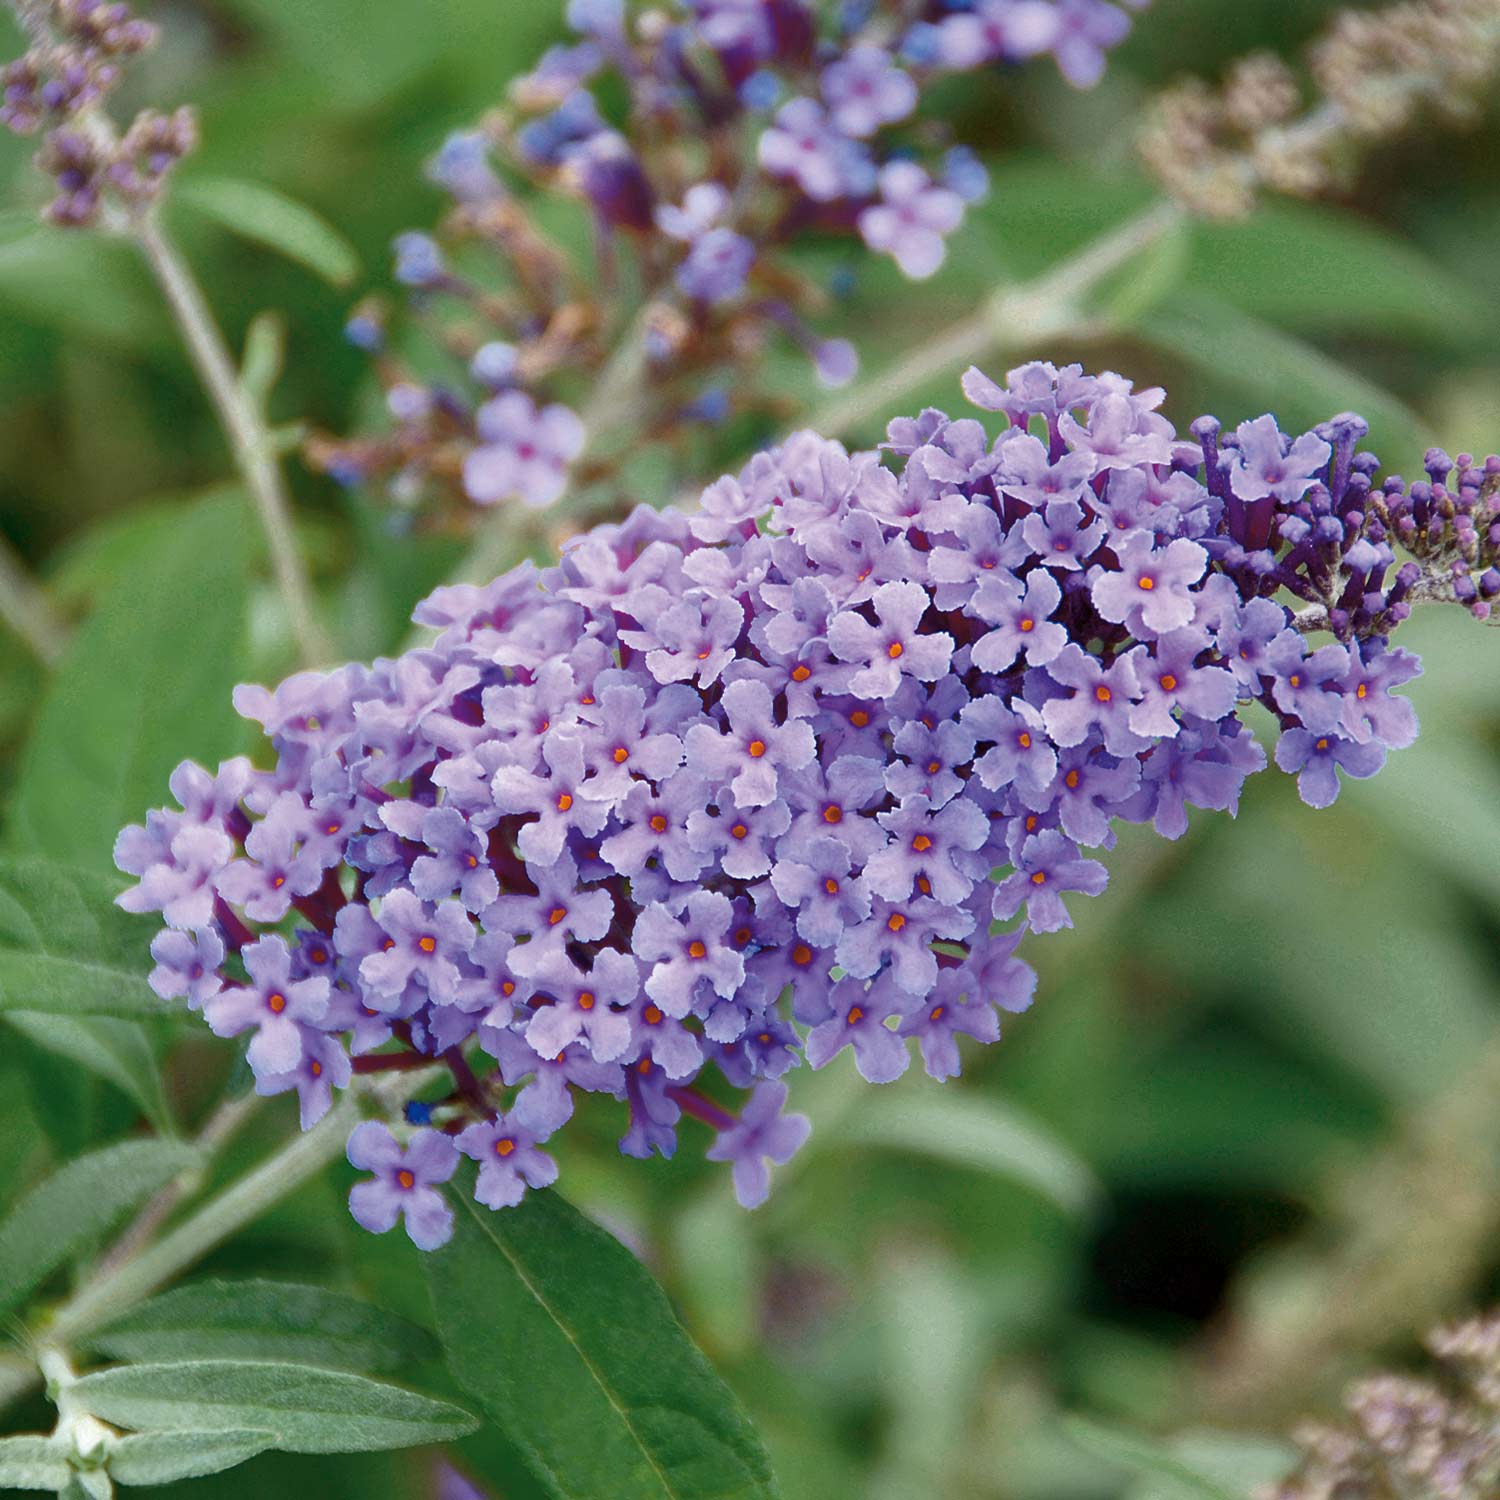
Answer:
top-left (1, 1), bottom-right (1499, 1497)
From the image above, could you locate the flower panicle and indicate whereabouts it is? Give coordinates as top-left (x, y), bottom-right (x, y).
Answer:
top-left (1270, 1308), bottom-right (1500, 1500)
top-left (1138, 0), bottom-right (1500, 219)
top-left (116, 358), bottom-right (1493, 1249)
top-left (307, 0), bottom-right (1148, 517)
top-left (1, 0), bottom-right (195, 226)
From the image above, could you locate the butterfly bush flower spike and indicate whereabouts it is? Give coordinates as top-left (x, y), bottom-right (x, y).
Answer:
top-left (118, 356), bottom-right (1497, 1249)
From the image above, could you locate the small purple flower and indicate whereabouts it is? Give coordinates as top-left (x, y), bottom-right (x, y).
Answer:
top-left (1125, 630), bottom-right (1239, 740)
top-left (1228, 414), bottom-right (1332, 506)
top-left (970, 567), bottom-right (1067, 672)
top-left (685, 793), bottom-right (792, 880)
top-left (1021, 498), bottom-right (1107, 572)
top-left (359, 888), bottom-right (475, 1007)
top-left (346, 1122), bottom-right (460, 1251)
top-left (457, 1114), bottom-right (560, 1210)
top-left (256, 1030), bottom-right (351, 1130)
top-left (598, 772), bottom-right (709, 886)
top-left (406, 805), bottom-right (499, 912)
top-left (1340, 645), bottom-right (1421, 749)
top-left (866, 794), bottom-right (989, 905)
top-left (963, 695), bottom-right (1057, 796)
top-left (491, 733), bottom-right (610, 866)
top-left (992, 831), bottom-right (1108, 932)
top-left (202, 935), bottom-right (329, 1076)
top-left (1020, 746), bottom-right (1141, 848)
top-left (1274, 728), bottom-right (1386, 809)
top-left (857, 161), bottom-right (965, 281)
top-left (768, 835), bottom-right (871, 946)
top-left (820, 45), bottom-right (916, 137)
top-left (705, 1081), bottom-right (811, 1207)
top-left (524, 947), bottom-right (637, 1063)
top-left (804, 974), bottom-right (910, 1083)
top-left (463, 392), bottom-right (585, 509)
top-left (757, 96), bottom-right (868, 203)
top-left (684, 678), bottom-right (815, 807)
top-left (1091, 530), bottom-right (1208, 637)
top-left (827, 580), bottom-right (954, 698)
top-left (620, 589), bottom-right (744, 689)
top-left (1215, 597), bottom-right (1290, 687)
top-left (635, 891), bottom-right (746, 1019)
top-left (887, 718), bottom-right (976, 807)
top-left (1040, 644), bottom-right (1146, 756)
top-left (676, 227), bottom-right (755, 303)
top-left (1267, 636), bottom-right (1350, 736)
top-left (147, 926), bottom-right (225, 1008)
top-left (897, 968), bottom-right (1000, 1082)
top-left (1058, 393), bottom-right (1175, 471)
top-left (835, 894), bottom-right (974, 996)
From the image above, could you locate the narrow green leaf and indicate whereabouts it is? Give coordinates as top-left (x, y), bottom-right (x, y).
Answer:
top-left (0, 859), bottom-right (161, 1019)
top-left (106, 1428), bottom-right (276, 1486)
top-left (89, 1280), bottom-right (438, 1373)
top-left (1139, 292), bottom-right (1434, 465)
top-left (0, 1138), bottom-right (198, 1318)
top-left (0, 229), bottom-right (170, 355)
top-left (0, 1434), bottom-right (70, 1490)
top-left (3, 1012), bottom-right (171, 1132)
top-left (6, 491), bottom-right (252, 872)
top-left (176, 177), bottom-right (360, 288)
top-left (826, 1087), bottom-right (1101, 1218)
top-left (425, 1176), bottom-right (779, 1500)
top-left (70, 1362), bottom-right (477, 1455)
top-left (1186, 200), bottom-right (1494, 350)
top-left (1060, 1417), bottom-right (1242, 1500)
top-left (240, 312), bottom-right (287, 411)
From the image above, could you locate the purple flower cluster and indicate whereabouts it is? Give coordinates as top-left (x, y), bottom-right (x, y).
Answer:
top-left (310, 0), bottom-right (1146, 515)
top-left (119, 359), bottom-right (1486, 1251)
top-left (1, 1), bottom-right (194, 226)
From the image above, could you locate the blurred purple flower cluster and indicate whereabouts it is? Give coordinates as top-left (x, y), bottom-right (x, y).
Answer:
top-left (310, 0), bottom-right (1147, 515)
top-left (118, 358), bottom-right (1493, 1250)
top-left (0, 0), bottom-right (195, 225)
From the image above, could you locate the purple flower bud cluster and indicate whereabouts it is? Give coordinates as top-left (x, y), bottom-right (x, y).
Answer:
top-left (309, 0), bottom-right (1146, 516)
top-left (120, 358), bottom-right (1486, 1251)
top-left (1, 0), bottom-right (192, 227)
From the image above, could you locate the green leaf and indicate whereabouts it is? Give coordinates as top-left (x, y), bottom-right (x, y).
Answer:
top-left (89, 1280), bottom-right (438, 1373)
top-left (240, 312), bottom-right (288, 411)
top-left (1186, 201), bottom-right (1495, 350)
top-left (1127, 1432), bottom-right (1299, 1500)
top-left (175, 177), bottom-right (360, 288)
top-left (825, 1086), bottom-right (1101, 1218)
top-left (106, 1428), bottom-right (276, 1486)
top-left (0, 1138), bottom-right (199, 1318)
top-left (425, 1177), bottom-right (779, 1500)
top-left (1139, 292), bottom-right (1434, 467)
top-left (0, 229), bottom-right (170, 355)
top-left (6, 491), bottom-right (252, 872)
top-left (0, 1434), bottom-right (70, 1490)
top-left (1060, 1417), bottom-right (1242, 1500)
top-left (70, 1361), bottom-right (477, 1455)
top-left (0, 859), bottom-right (160, 1019)
top-left (58, 1473), bottom-right (113, 1500)
top-left (3, 1012), bottom-right (170, 1132)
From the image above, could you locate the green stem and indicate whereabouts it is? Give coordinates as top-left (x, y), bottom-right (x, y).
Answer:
top-left (133, 214), bottom-right (332, 666)
top-left (45, 1090), bottom-right (361, 1348)
top-left (0, 530), bottom-right (68, 667)
top-left (809, 198), bottom-right (1184, 438)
